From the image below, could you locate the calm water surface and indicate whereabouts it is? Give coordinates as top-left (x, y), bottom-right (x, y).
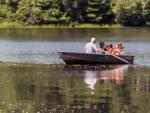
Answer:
top-left (0, 28), bottom-right (150, 113)
top-left (0, 28), bottom-right (150, 65)
top-left (0, 64), bottom-right (149, 113)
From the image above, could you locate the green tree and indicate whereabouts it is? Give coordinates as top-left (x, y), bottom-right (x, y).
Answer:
top-left (85, 0), bottom-right (115, 24)
top-left (144, 0), bottom-right (150, 26)
top-left (5, 0), bottom-right (19, 10)
top-left (16, 0), bottom-right (42, 24)
top-left (16, 0), bottom-right (69, 24)
top-left (0, 0), bottom-right (20, 21)
top-left (116, 1), bottom-right (145, 26)
top-left (62, 0), bottom-right (84, 23)
top-left (40, 0), bottom-right (69, 24)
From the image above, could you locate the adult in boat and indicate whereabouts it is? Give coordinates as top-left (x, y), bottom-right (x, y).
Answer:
top-left (84, 37), bottom-right (100, 54)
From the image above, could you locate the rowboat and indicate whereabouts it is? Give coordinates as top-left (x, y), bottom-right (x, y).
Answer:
top-left (58, 52), bottom-right (134, 65)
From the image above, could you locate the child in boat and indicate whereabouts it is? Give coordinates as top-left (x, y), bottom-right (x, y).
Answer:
top-left (99, 42), bottom-right (105, 54)
top-left (99, 42), bottom-right (105, 49)
top-left (104, 45), bottom-right (109, 51)
top-left (113, 43), bottom-right (125, 55)
top-left (107, 44), bottom-right (113, 54)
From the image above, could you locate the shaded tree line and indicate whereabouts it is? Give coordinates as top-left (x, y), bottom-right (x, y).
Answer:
top-left (116, 0), bottom-right (150, 26)
top-left (0, 0), bottom-right (150, 26)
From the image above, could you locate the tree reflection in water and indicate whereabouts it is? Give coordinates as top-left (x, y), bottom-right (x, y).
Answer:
top-left (0, 64), bottom-right (149, 113)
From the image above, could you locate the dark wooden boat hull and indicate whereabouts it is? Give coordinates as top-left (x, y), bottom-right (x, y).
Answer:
top-left (58, 52), bottom-right (134, 65)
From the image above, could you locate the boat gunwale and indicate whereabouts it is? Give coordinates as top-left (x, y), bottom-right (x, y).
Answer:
top-left (58, 52), bottom-right (134, 58)
top-left (58, 51), bottom-right (134, 65)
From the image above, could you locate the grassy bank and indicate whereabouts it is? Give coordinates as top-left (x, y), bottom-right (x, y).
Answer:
top-left (0, 22), bottom-right (123, 28)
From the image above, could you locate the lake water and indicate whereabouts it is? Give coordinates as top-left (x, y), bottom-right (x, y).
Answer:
top-left (0, 28), bottom-right (150, 113)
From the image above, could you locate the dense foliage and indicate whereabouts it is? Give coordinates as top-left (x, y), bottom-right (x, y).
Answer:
top-left (0, 0), bottom-right (150, 26)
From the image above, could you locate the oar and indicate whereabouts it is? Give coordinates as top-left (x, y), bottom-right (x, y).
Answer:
top-left (99, 49), bottom-right (131, 64)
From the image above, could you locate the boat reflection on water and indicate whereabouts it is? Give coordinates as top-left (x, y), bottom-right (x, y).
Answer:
top-left (84, 65), bottom-right (129, 95)
top-left (99, 65), bottom-right (128, 85)
top-left (1, 64), bottom-right (149, 113)
top-left (84, 70), bottom-right (97, 95)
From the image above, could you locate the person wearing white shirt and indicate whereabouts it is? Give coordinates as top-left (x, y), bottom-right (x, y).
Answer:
top-left (84, 37), bottom-right (99, 54)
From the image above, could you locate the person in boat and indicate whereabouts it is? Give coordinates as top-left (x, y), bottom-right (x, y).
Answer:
top-left (99, 41), bottom-right (106, 54)
top-left (84, 37), bottom-right (100, 54)
top-left (99, 41), bottom-right (105, 49)
top-left (104, 45), bottom-right (109, 51)
top-left (107, 44), bottom-right (113, 54)
top-left (112, 43), bottom-right (125, 55)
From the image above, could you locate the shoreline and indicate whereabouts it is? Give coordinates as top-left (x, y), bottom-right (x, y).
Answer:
top-left (0, 22), bottom-right (123, 28)
top-left (1, 22), bottom-right (150, 28)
